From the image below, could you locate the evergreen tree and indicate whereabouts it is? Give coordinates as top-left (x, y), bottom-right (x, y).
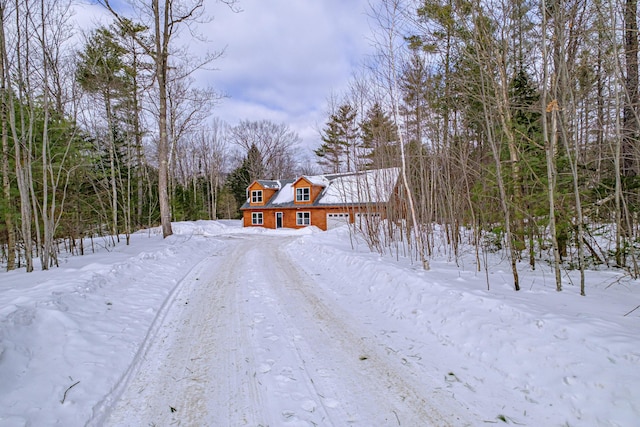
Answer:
top-left (246, 143), bottom-right (265, 181)
top-left (360, 103), bottom-right (400, 169)
top-left (225, 160), bottom-right (250, 216)
top-left (316, 103), bottom-right (358, 172)
top-left (315, 120), bottom-right (344, 174)
top-left (77, 26), bottom-right (130, 239)
top-left (400, 51), bottom-right (430, 148)
top-left (76, 27), bottom-right (129, 100)
top-left (509, 68), bottom-right (548, 264)
top-left (225, 144), bottom-right (264, 216)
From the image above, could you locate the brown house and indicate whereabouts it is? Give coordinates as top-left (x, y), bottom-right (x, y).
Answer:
top-left (241, 168), bottom-right (400, 231)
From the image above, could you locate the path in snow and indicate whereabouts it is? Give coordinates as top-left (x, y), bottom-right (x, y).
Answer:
top-left (95, 235), bottom-right (468, 426)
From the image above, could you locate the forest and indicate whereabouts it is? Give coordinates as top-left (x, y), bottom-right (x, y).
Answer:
top-left (0, 0), bottom-right (639, 295)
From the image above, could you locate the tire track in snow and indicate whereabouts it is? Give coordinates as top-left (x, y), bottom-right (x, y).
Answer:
top-left (91, 234), bottom-right (469, 426)
top-left (93, 235), bottom-right (273, 426)
top-left (245, 237), bottom-right (469, 426)
top-left (87, 237), bottom-right (235, 426)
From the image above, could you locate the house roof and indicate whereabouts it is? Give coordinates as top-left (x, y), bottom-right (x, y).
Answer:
top-left (256, 179), bottom-right (283, 190)
top-left (298, 175), bottom-right (330, 187)
top-left (242, 167), bottom-right (400, 210)
top-left (318, 168), bottom-right (399, 205)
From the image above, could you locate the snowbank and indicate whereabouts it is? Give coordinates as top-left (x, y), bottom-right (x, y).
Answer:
top-left (0, 220), bottom-right (638, 426)
top-left (286, 226), bottom-right (640, 426)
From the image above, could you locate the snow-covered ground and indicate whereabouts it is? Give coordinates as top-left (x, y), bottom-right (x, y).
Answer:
top-left (0, 220), bottom-right (638, 426)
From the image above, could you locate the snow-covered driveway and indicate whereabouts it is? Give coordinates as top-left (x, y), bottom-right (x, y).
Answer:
top-left (5, 221), bottom-right (636, 426)
top-left (95, 234), bottom-right (467, 426)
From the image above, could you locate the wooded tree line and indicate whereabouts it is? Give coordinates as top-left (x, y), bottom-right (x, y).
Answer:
top-left (315, 0), bottom-right (640, 293)
top-left (2, 0), bottom-right (640, 296)
top-left (0, 0), bottom-right (305, 272)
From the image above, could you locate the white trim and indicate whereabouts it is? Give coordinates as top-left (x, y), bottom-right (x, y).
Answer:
top-left (296, 187), bottom-right (310, 202)
top-left (251, 212), bottom-right (263, 225)
top-left (296, 211), bottom-right (311, 226)
top-left (251, 190), bottom-right (263, 203)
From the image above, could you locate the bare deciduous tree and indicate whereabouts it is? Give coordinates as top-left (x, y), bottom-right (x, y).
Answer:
top-left (229, 119), bottom-right (300, 179)
top-left (98, 0), bottom-right (235, 238)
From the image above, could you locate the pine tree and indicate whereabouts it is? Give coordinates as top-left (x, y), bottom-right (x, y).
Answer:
top-left (225, 161), bottom-right (250, 215)
top-left (316, 103), bottom-right (358, 172)
top-left (360, 103), bottom-right (399, 169)
top-left (225, 144), bottom-right (264, 216)
top-left (509, 68), bottom-right (547, 267)
top-left (315, 120), bottom-right (344, 173)
top-left (246, 143), bottom-right (265, 181)
top-left (77, 27), bottom-right (130, 240)
top-left (400, 51), bottom-right (430, 148)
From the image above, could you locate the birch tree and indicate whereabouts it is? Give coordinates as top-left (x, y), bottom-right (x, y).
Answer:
top-left (372, 0), bottom-right (429, 270)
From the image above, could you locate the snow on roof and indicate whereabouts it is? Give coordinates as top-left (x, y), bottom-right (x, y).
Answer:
top-left (244, 168), bottom-right (400, 208)
top-left (301, 175), bottom-right (329, 187)
top-left (257, 180), bottom-right (282, 189)
top-left (319, 167), bottom-right (400, 205)
top-left (271, 182), bottom-right (295, 204)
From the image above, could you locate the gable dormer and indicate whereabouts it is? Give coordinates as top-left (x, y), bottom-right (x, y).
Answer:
top-left (247, 180), bottom-right (280, 206)
top-left (292, 176), bottom-right (327, 205)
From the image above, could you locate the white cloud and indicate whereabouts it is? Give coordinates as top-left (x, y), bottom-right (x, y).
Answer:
top-left (74, 0), bottom-right (375, 157)
top-left (197, 0), bottom-right (374, 154)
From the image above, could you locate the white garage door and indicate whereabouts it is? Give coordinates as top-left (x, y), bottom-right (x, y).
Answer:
top-left (326, 213), bottom-right (350, 230)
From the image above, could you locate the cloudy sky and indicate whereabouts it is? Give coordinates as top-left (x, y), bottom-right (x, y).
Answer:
top-left (201, 0), bottom-right (374, 155)
top-left (77, 0), bottom-right (375, 158)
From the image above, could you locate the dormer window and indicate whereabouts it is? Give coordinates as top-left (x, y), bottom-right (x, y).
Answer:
top-left (296, 187), bottom-right (310, 202)
top-left (251, 190), bottom-right (263, 203)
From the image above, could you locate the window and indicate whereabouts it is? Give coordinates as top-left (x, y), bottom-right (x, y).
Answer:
top-left (251, 190), bottom-right (263, 203)
top-left (296, 187), bottom-right (310, 202)
top-left (251, 212), bottom-right (263, 225)
top-left (296, 211), bottom-right (311, 226)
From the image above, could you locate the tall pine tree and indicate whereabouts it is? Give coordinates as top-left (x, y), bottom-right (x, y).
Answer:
top-left (315, 103), bottom-right (358, 172)
top-left (360, 103), bottom-right (399, 169)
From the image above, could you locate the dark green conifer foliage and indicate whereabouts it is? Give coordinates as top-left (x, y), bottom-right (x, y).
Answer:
top-left (246, 143), bottom-right (265, 181)
top-left (360, 103), bottom-right (400, 169)
top-left (225, 144), bottom-right (264, 217)
top-left (316, 104), bottom-right (358, 173)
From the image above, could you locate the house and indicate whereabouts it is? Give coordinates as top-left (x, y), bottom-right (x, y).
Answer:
top-left (241, 167), bottom-right (400, 231)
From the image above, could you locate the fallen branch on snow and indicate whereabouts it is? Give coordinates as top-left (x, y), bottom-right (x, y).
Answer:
top-left (624, 304), bottom-right (640, 317)
top-left (60, 380), bottom-right (80, 404)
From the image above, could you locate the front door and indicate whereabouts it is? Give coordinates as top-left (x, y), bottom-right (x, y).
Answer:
top-left (276, 212), bottom-right (283, 228)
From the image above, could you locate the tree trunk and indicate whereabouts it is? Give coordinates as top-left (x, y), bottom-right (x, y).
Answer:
top-left (1, 1), bottom-right (33, 272)
top-left (380, 0), bottom-right (429, 270)
top-left (546, 101), bottom-right (563, 291)
top-left (0, 9), bottom-right (14, 270)
top-left (484, 109), bottom-right (520, 291)
top-left (471, 1), bottom-right (520, 290)
top-left (624, 0), bottom-right (639, 177)
top-left (540, 0), bottom-right (563, 291)
top-left (104, 95), bottom-right (119, 241)
top-left (1, 75), bottom-right (15, 271)
top-left (40, 0), bottom-right (53, 270)
top-left (154, 0), bottom-right (173, 238)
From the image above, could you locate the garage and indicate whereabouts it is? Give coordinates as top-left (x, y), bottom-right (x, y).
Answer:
top-left (326, 213), bottom-right (350, 230)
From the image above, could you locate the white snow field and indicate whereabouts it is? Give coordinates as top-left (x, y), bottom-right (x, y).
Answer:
top-left (0, 220), bottom-right (638, 426)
